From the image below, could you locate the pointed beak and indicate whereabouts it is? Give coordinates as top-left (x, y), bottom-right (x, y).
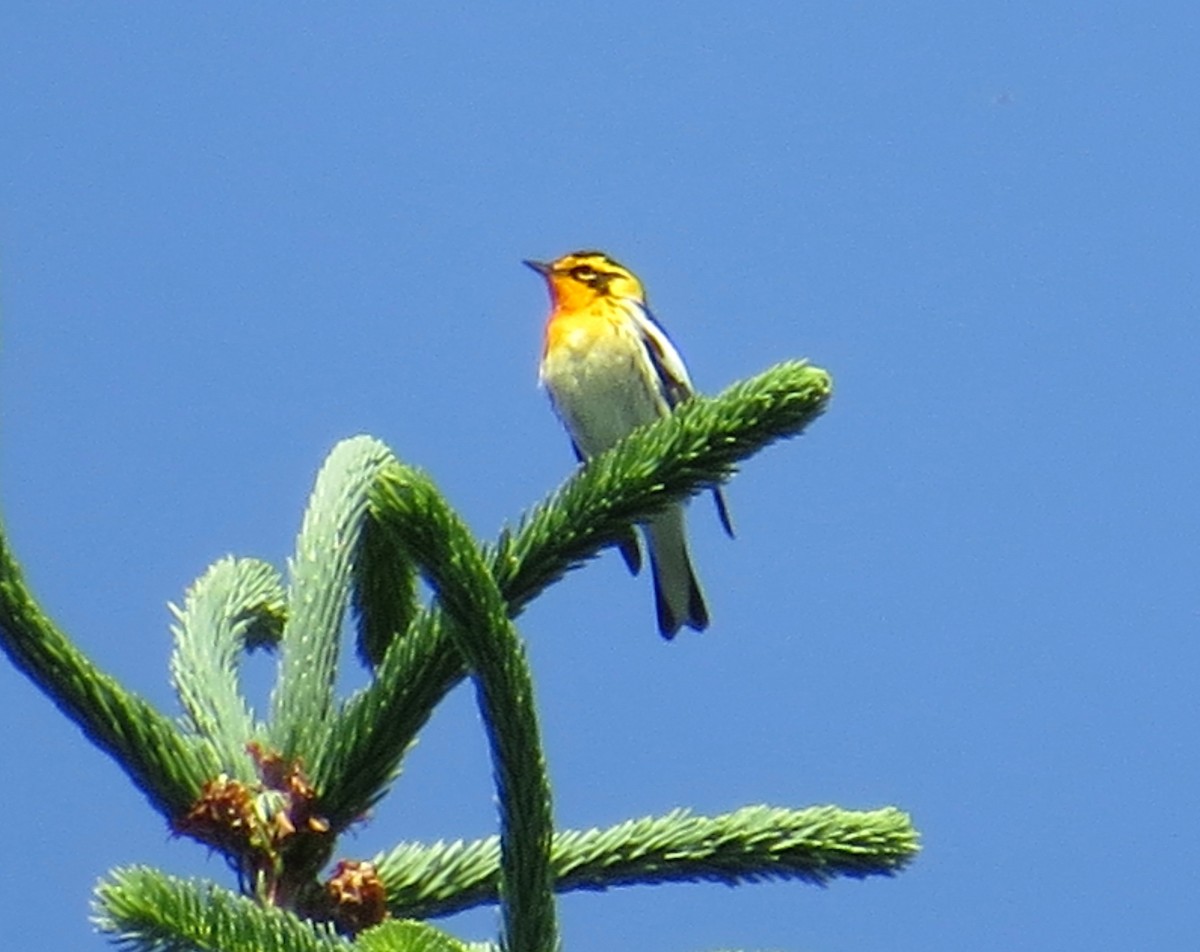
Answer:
top-left (523, 259), bottom-right (552, 276)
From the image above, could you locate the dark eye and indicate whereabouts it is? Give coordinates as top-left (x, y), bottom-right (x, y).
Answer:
top-left (570, 265), bottom-right (598, 283)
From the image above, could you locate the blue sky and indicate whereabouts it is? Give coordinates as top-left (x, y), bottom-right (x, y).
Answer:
top-left (1, 4), bottom-right (1196, 950)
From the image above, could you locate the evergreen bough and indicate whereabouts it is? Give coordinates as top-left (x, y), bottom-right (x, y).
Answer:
top-left (0, 359), bottom-right (919, 951)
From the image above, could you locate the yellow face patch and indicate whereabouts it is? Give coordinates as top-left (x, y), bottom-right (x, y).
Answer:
top-left (543, 252), bottom-right (646, 309)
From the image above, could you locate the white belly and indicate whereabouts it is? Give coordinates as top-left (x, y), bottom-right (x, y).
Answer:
top-left (540, 326), bottom-right (668, 457)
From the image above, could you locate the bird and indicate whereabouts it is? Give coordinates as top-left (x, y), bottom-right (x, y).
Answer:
top-left (526, 250), bottom-right (733, 638)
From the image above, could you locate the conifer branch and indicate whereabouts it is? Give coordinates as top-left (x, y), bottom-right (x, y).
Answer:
top-left (493, 359), bottom-right (833, 613)
top-left (170, 556), bottom-right (286, 775)
top-left (370, 464), bottom-right (558, 952)
top-left (353, 506), bottom-right (419, 669)
top-left (311, 614), bottom-right (459, 821)
top-left (0, 523), bottom-right (217, 815)
top-left (355, 920), bottom-right (473, 952)
top-left (319, 361), bottom-right (831, 827)
top-left (94, 867), bottom-right (349, 952)
top-left (95, 867), bottom-right (475, 952)
top-left (374, 804), bottom-right (916, 920)
top-left (269, 436), bottom-right (397, 763)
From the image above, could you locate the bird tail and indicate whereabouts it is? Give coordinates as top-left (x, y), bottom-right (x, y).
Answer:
top-left (644, 506), bottom-right (709, 639)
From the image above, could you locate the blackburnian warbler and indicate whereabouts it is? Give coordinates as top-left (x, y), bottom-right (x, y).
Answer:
top-left (526, 251), bottom-right (733, 639)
